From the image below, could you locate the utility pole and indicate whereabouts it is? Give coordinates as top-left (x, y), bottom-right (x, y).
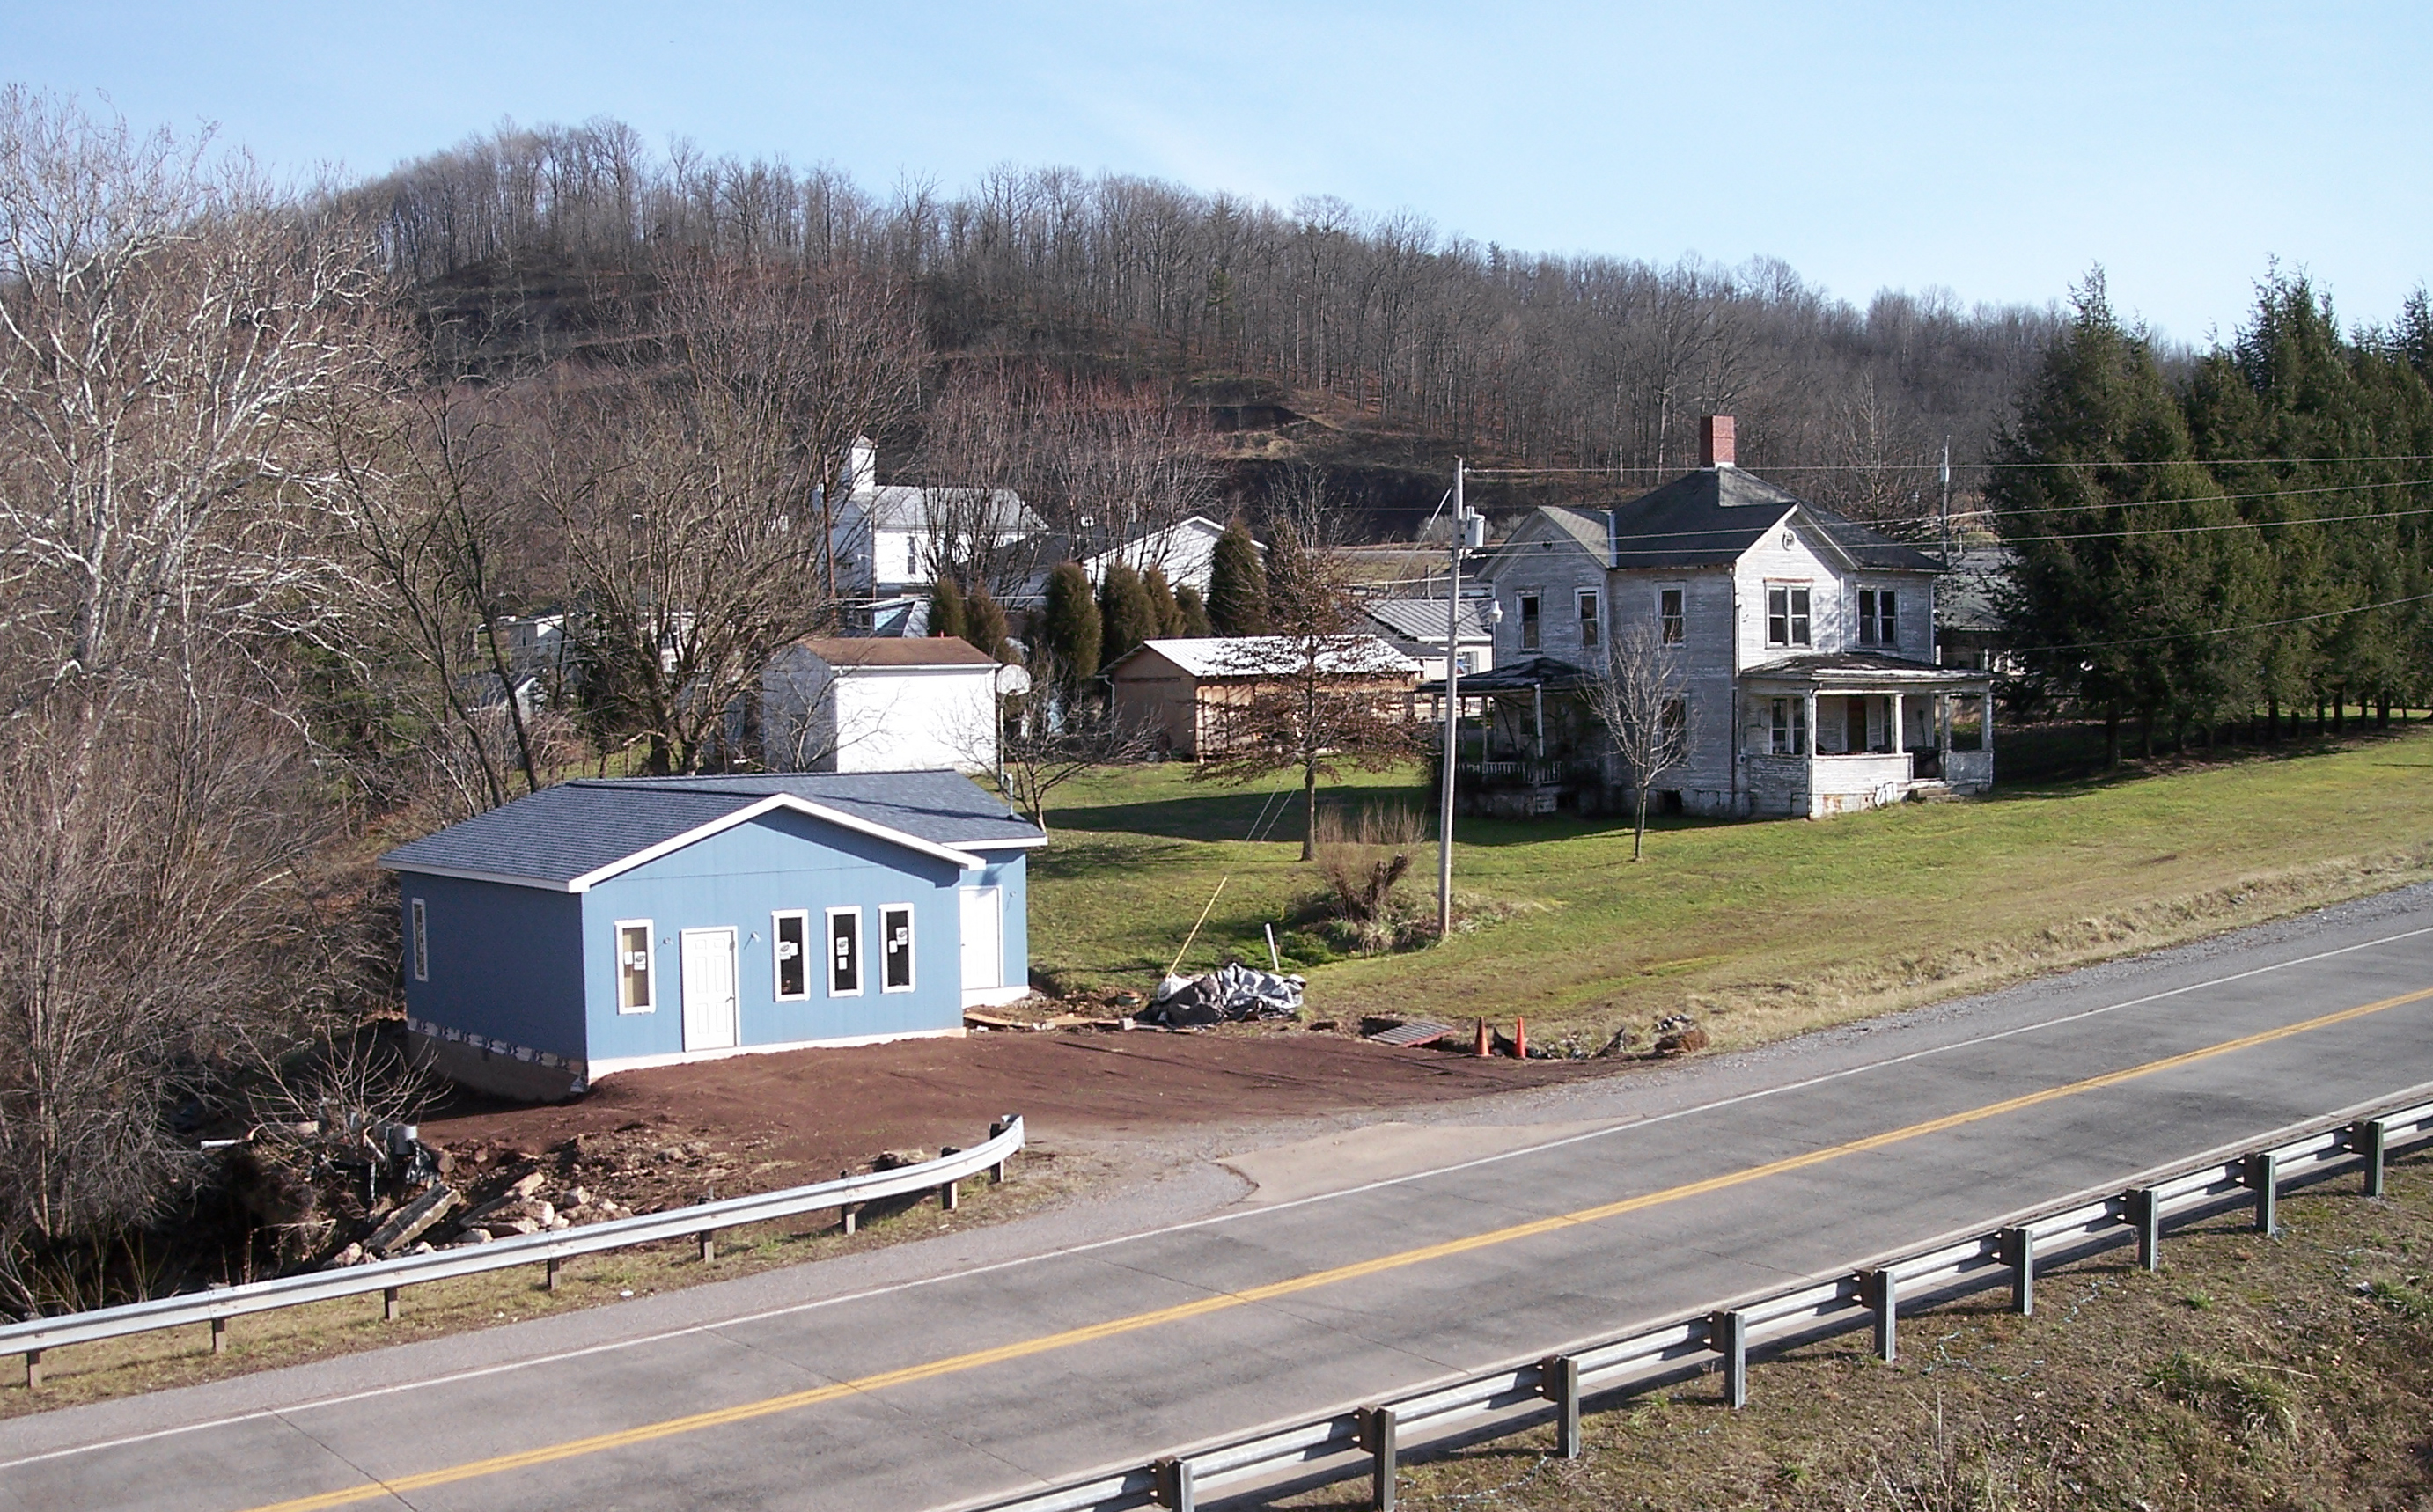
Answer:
top-left (1938, 439), bottom-right (1952, 566)
top-left (1437, 458), bottom-right (1474, 943)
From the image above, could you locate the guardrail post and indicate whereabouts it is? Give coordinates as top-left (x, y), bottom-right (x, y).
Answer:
top-left (1862, 1269), bottom-right (1896, 1362)
top-left (2243, 1151), bottom-right (2278, 1235)
top-left (2356, 1119), bottom-right (2388, 1199)
top-left (2129, 1188), bottom-right (2161, 1272)
top-left (839, 1204), bottom-right (856, 1236)
top-left (1360, 1406), bottom-right (1397, 1510)
top-left (210, 1316), bottom-right (228, 1355)
top-left (990, 1116), bottom-right (1014, 1183)
top-left (1539, 1354), bottom-right (1581, 1457)
top-left (23, 1349), bottom-right (40, 1389)
top-left (698, 1232), bottom-right (715, 1263)
top-left (2003, 1228), bottom-right (2034, 1316)
top-left (545, 1257), bottom-right (562, 1294)
top-left (384, 1286), bottom-right (402, 1321)
top-left (939, 1178), bottom-right (959, 1212)
top-left (1709, 1310), bottom-right (1747, 1407)
top-left (1151, 1454), bottom-right (1194, 1510)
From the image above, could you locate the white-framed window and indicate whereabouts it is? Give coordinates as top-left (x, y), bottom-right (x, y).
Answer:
top-left (614, 919), bottom-right (657, 1013)
top-left (410, 899), bottom-right (429, 983)
top-left (1658, 585), bottom-right (1686, 645)
top-left (1766, 584), bottom-right (1812, 648)
top-left (1517, 592), bottom-right (1541, 650)
top-left (1577, 590), bottom-right (1600, 650)
top-left (827, 906), bottom-right (864, 996)
top-left (1857, 588), bottom-right (1899, 648)
top-left (880, 904), bottom-right (915, 992)
top-left (1769, 698), bottom-right (1808, 755)
top-left (772, 909), bottom-right (810, 1001)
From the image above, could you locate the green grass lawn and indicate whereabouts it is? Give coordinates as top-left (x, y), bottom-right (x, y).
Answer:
top-left (1025, 726), bottom-right (2433, 1050)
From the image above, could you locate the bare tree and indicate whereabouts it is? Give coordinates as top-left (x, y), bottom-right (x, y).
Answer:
top-left (533, 259), bottom-right (914, 774)
top-left (1194, 484), bottom-right (1422, 860)
top-left (0, 90), bottom-right (395, 1308)
top-left (1581, 622), bottom-right (1694, 861)
top-left (971, 662), bottom-right (1154, 828)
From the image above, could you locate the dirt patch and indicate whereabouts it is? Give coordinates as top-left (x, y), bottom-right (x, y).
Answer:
top-left (422, 1024), bottom-right (1609, 1185)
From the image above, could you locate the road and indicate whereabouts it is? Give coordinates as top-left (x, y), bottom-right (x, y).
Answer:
top-left (13, 884), bottom-right (2433, 1512)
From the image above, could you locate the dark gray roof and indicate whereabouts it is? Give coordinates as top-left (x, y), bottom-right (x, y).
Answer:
top-left (1936, 544), bottom-right (2015, 632)
top-left (1416, 656), bottom-right (1593, 695)
top-left (1603, 468), bottom-right (1944, 571)
top-left (379, 771), bottom-right (1043, 885)
top-left (1740, 651), bottom-right (1987, 685)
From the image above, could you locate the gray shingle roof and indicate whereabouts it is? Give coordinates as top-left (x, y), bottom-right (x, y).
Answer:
top-left (378, 771), bottom-right (1044, 887)
top-left (1363, 598), bottom-right (1493, 643)
top-left (1602, 468), bottom-right (1944, 571)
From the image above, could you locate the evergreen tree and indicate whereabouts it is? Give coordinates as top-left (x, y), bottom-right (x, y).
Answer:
top-left (1039, 561), bottom-right (1102, 689)
top-left (1174, 584), bottom-right (1212, 637)
top-left (1988, 274), bottom-right (2259, 762)
top-left (927, 575), bottom-right (967, 642)
top-left (1143, 564), bottom-right (1185, 637)
top-left (964, 580), bottom-right (1012, 662)
top-left (1098, 561), bottom-right (1159, 667)
top-left (1207, 517), bottom-right (1268, 633)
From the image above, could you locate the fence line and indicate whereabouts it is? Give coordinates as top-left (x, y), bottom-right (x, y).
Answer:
top-left (944, 1089), bottom-right (2433, 1512)
top-left (5, 1116), bottom-right (1025, 1388)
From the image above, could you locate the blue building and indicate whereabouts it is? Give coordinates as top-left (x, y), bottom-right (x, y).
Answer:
top-left (377, 772), bottom-right (1046, 1100)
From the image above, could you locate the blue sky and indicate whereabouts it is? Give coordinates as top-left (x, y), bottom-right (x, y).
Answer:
top-left (11, 2), bottom-right (2427, 343)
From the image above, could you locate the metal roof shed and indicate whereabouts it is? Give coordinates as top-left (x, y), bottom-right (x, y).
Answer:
top-left (378, 772), bottom-right (1046, 1100)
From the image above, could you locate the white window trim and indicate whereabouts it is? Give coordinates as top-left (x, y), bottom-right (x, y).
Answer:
top-left (1657, 583), bottom-right (1687, 646)
top-left (614, 918), bottom-right (657, 1014)
top-left (826, 906), bottom-right (864, 998)
top-left (1766, 581), bottom-right (1814, 649)
top-left (879, 903), bottom-right (916, 994)
top-left (1515, 590), bottom-right (1543, 651)
top-left (772, 908), bottom-right (811, 1002)
top-left (1576, 589), bottom-right (1600, 649)
top-left (410, 898), bottom-right (429, 983)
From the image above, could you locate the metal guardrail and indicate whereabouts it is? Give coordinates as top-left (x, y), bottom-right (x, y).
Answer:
top-left (5, 1115), bottom-right (1024, 1387)
top-left (947, 1091), bottom-right (2433, 1512)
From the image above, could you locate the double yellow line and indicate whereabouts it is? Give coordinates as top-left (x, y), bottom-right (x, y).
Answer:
top-left (243, 985), bottom-right (2432, 1512)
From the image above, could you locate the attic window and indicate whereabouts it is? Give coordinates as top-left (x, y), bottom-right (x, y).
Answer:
top-left (1658, 586), bottom-right (1686, 645)
top-left (616, 920), bottom-right (656, 1013)
top-left (1518, 593), bottom-right (1541, 650)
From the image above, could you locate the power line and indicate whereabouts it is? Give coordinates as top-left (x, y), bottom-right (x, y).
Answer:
top-left (2020, 591), bottom-right (2433, 656)
top-left (1466, 453), bottom-right (2433, 477)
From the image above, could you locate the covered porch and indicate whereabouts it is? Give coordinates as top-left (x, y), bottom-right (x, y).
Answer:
top-left (1738, 654), bottom-right (1994, 818)
top-left (1417, 657), bottom-right (1605, 818)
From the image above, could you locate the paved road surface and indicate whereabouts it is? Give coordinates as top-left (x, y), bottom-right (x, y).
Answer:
top-left (12, 885), bottom-right (2433, 1512)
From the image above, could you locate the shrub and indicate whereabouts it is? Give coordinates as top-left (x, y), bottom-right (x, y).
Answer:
top-left (1312, 804), bottom-right (1428, 953)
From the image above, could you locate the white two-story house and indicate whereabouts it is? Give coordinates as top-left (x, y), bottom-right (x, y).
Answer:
top-left (1474, 416), bottom-right (1994, 818)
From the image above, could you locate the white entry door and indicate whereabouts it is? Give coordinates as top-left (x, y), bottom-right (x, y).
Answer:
top-left (959, 887), bottom-right (1002, 1003)
top-left (680, 927), bottom-right (739, 1051)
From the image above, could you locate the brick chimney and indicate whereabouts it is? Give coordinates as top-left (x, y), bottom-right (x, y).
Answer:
top-left (1699, 415), bottom-right (1736, 469)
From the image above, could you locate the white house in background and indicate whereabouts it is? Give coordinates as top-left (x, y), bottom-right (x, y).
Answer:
top-left (1474, 415), bottom-right (1993, 818)
top-left (828, 438), bottom-right (1045, 599)
top-left (1008, 515), bottom-right (1246, 607)
top-left (1361, 597), bottom-right (1497, 682)
top-left (759, 637), bottom-right (1003, 774)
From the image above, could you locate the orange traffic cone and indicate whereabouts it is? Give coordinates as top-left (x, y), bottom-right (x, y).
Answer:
top-left (1474, 1017), bottom-right (1490, 1058)
top-left (1513, 1017), bottom-right (1528, 1060)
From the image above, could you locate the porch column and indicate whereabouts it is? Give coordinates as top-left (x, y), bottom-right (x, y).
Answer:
top-left (1981, 687), bottom-right (1994, 754)
top-left (1887, 693), bottom-right (1904, 756)
top-left (1533, 683), bottom-right (1545, 760)
top-left (1938, 693), bottom-right (1952, 753)
top-left (1803, 692), bottom-right (1818, 756)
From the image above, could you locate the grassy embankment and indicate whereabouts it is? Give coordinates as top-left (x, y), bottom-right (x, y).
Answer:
top-left (1283, 1148), bottom-right (2433, 1511)
top-left (1028, 724), bottom-right (2433, 1046)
